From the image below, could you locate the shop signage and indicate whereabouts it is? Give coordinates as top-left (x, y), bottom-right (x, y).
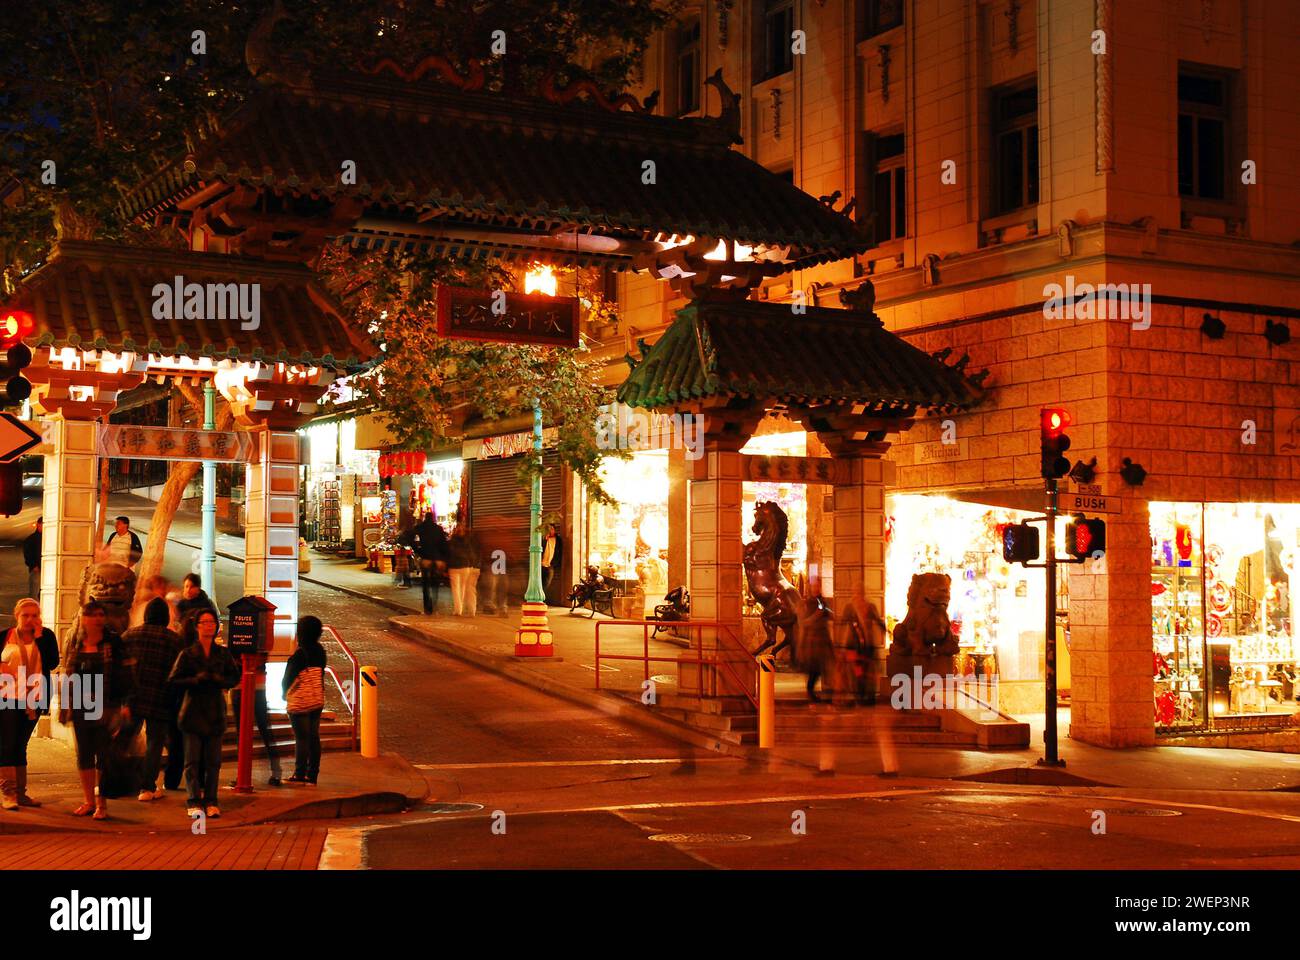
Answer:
top-left (436, 286), bottom-right (580, 348)
top-left (917, 439), bottom-right (969, 463)
top-left (741, 455), bottom-right (850, 486)
top-left (379, 451), bottom-right (427, 477)
top-left (1062, 491), bottom-right (1118, 514)
top-left (97, 424), bottom-right (254, 462)
top-left (474, 429), bottom-right (558, 459)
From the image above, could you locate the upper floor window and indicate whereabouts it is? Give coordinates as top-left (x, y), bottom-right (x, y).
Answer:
top-left (867, 132), bottom-right (906, 243)
top-left (862, 0), bottom-right (903, 38)
top-left (1178, 70), bottom-right (1229, 201)
top-left (675, 17), bottom-right (702, 115)
top-left (760, 0), bottom-right (795, 81)
top-left (993, 84), bottom-right (1038, 215)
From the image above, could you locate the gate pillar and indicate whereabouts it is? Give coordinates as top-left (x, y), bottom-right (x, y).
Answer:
top-left (40, 416), bottom-right (100, 640)
top-left (244, 427), bottom-right (302, 655)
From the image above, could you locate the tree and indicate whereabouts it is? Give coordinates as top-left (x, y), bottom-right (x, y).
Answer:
top-left (1, 0), bottom-right (669, 535)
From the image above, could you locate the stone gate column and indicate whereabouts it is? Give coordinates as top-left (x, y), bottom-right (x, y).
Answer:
top-left (243, 428), bottom-right (302, 656)
top-left (830, 457), bottom-right (894, 612)
top-left (684, 447), bottom-right (745, 694)
top-left (40, 416), bottom-right (99, 639)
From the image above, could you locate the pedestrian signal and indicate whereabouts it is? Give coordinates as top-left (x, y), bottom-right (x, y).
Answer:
top-left (1002, 522), bottom-right (1040, 564)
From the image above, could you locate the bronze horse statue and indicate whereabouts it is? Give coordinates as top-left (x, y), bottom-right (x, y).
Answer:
top-left (745, 501), bottom-right (802, 658)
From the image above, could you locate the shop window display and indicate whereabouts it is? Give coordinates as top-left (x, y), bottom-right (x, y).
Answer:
top-left (1151, 502), bottom-right (1300, 733)
top-left (584, 450), bottom-right (670, 616)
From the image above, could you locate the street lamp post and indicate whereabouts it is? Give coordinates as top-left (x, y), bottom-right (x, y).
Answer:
top-left (201, 381), bottom-right (217, 604)
top-left (514, 399), bottom-right (554, 657)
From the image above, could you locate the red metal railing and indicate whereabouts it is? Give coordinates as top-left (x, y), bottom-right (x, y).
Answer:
top-left (594, 619), bottom-right (759, 711)
top-left (322, 625), bottom-right (361, 750)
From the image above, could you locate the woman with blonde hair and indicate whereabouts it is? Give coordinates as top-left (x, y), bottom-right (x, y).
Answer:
top-left (59, 600), bottom-right (134, 819)
top-left (0, 599), bottom-right (59, 810)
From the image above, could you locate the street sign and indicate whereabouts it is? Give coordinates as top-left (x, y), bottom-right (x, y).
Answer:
top-left (0, 413), bottom-right (42, 463)
top-left (97, 424), bottom-right (255, 462)
top-left (1062, 491), bottom-right (1118, 514)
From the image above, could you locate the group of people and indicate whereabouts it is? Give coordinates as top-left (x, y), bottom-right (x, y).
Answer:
top-left (798, 581), bottom-right (889, 705)
top-left (0, 571), bottom-right (329, 822)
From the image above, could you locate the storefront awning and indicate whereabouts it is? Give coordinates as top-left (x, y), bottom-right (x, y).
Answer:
top-left (617, 297), bottom-right (987, 414)
top-left (5, 240), bottom-right (375, 370)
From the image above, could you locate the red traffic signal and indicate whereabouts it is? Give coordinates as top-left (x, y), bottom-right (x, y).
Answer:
top-left (1040, 407), bottom-right (1072, 480)
top-left (1, 310), bottom-right (34, 350)
top-left (1065, 516), bottom-right (1107, 559)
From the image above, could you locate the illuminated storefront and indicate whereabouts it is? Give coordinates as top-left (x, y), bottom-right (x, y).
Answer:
top-left (741, 431), bottom-right (808, 587)
top-left (886, 494), bottom-right (1072, 714)
top-left (582, 449), bottom-right (670, 616)
top-left (409, 457), bottom-right (464, 530)
top-left (300, 418), bottom-right (378, 550)
top-left (1151, 502), bottom-right (1299, 734)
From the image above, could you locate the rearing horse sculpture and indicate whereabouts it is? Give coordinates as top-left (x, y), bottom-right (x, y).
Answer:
top-left (745, 501), bottom-right (801, 658)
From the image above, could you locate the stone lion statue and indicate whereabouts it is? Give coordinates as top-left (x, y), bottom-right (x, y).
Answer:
top-left (77, 561), bottom-right (138, 637)
top-left (890, 573), bottom-right (957, 656)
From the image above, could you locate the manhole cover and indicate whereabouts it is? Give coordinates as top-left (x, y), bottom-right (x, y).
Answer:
top-left (647, 833), bottom-right (751, 844)
top-left (421, 802), bottom-right (485, 814)
top-left (649, 675), bottom-right (676, 684)
top-left (1095, 807), bottom-right (1183, 817)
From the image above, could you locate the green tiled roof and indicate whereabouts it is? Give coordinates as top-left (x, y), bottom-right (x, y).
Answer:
top-left (119, 71), bottom-right (867, 271)
top-left (617, 299), bottom-right (985, 412)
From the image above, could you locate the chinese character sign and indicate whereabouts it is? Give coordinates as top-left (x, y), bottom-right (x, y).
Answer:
top-left (98, 424), bottom-right (254, 462)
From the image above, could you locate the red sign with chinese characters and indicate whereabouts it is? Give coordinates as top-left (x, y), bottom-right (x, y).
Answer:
top-left (436, 286), bottom-right (580, 348)
top-left (98, 424), bottom-right (255, 462)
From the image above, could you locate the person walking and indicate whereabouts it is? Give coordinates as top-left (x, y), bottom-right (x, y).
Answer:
top-left (447, 523), bottom-right (482, 616)
top-left (402, 511), bottom-right (448, 615)
top-left (168, 609), bottom-right (240, 819)
top-left (282, 616), bottom-right (327, 785)
top-left (176, 573), bottom-right (218, 623)
top-left (59, 600), bottom-right (134, 819)
top-left (541, 523), bottom-right (563, 603)
top-left (0, 599), bottom-right (59, 810)
top-left (482, 539), bottom-right (509, 618)
top-left (796, 586), bottom-right (836, 705)
top-left (842, 582), bottom-right (888, 705)
top-left (22, 517), bottom-right (41, 602)
top-left (118, 598), bottom-right (184, 802)
top-left (105, 516), bottom-right (143, 569)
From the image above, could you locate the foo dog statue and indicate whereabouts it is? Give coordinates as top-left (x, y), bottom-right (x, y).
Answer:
top-left (77, 561), bottom-right (138, 637)
top-left (890, 573), bottom-right (958, 656)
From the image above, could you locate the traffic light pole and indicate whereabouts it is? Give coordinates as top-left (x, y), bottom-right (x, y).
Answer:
top-left (1040, 477), bottom-right (1065, 767)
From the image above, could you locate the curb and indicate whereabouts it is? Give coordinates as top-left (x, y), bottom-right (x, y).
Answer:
top-left (387, 617), bottom-right (761, 760)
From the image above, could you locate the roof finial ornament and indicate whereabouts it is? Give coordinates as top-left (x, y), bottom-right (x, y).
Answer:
top-left (839, 279), bottom-right (876, 314)
top-left (53, 202), bottom-right (100, 242)
top-left (245, 0), bottom-right (312, 88)
top-left (704, 68), bottom-right (741, 144)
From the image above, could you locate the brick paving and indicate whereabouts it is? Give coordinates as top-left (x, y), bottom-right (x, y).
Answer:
top-left (0, 824), bottom-right (328, 870)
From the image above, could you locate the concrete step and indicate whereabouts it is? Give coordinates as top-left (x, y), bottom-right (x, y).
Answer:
top-left (220, 735), bottom-right (355, 761)
top-left (654, 693), bottom-right (754, 715)
top-left (738, 729), bottom-right (978, 747)
top-left (774, 710), bottom-right (942, 730)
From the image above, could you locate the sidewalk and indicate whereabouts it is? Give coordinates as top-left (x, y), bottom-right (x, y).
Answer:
top-left (0, 737), bottom-right (429, 836)
top-left (127, 497), bottom-right (1300, 794)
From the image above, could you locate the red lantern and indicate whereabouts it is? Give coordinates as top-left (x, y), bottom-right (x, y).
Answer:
top-left (378, 453), bottom-right (389, 477)
top-left (1176, 524), bottom-right (1193, 561)
top-left (414, 452), bottom-right (426, 474)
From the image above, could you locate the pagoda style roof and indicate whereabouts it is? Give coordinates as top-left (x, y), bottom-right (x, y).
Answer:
top-left (617, 297), bottom-right (986, 414)
top-left (119, 64), bottom-right (867, 271)
top-left (5, 240), bottom-right (374, 370)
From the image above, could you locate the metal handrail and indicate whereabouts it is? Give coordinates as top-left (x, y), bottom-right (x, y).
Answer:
top-left (594, 619), bottom-right (759, 711)
top-left (322, 625), bottom-right (361, 750)
top-left (952, 685), bottom-right (1020, 724)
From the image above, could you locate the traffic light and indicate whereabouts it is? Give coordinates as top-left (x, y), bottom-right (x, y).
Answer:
top-left (1002, 522), bottom-right (1041, 564)
top-left (1, 310), bottom-right (34, 405)
top-left (1040, 407), bottom-right (1071, 480)
top-left (1065, 516), bottom-right (1107, 559)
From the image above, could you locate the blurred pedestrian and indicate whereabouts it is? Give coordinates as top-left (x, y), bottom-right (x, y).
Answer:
top-left (176, 573), bottom-right (218, 623)
top-left (448, 523), bottom-right (482, 616)
top-left (168, 609), bottom-right (240, 819)
top-left (402, 510), bottom-right (448, 615)
top-left (105, 516), bottom-right (143, 569)
top-left (22, 517), bottom-right (41, 602)
top-left (59, 600), bottom-right (134, 819)
top-left (283, 615), bottom-right (327, 785)
top-left (541, 523), bottom-right (562, 603)
top-left (842, 582), bottom-right (889, 705)
top-left (231, 657), bottom-right (284, 787)
top-left (118, 598), bottom-right (184, 802)
top-left (796, 582), bottom-right (835, 705)
top-left (0, 598), bottom-right (59, 809)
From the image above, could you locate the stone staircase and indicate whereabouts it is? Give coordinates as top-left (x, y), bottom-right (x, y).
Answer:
top-left (219, 710), bottom-right (356, 761)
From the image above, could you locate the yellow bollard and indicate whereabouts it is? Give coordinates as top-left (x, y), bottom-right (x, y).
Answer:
top-left (758, 654), bottom-right (775, 748)
top-left (360, 665), bottom-right (379, 758)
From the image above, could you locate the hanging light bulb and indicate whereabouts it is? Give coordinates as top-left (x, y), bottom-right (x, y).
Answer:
top-left (524, 264), bottom-right (557, 297)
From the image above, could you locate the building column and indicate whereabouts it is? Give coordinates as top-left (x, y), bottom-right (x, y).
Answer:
top-left (1068, 499), bottom-right (1155, 747)
top-left (684, 447), bottom-right (744, 693)
top-left (667, 444), bottom-right (689, 593)
top-left (40, 416), bottom-right (99, 640)
top-left (244, 428), bottom-right (302, 656)
top-left (830, 457), bottom-right (894, 611)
